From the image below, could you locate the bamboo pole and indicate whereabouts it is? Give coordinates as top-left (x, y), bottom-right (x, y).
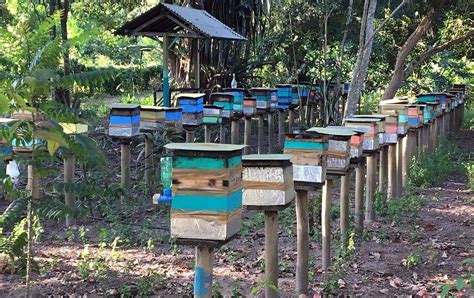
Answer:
top-left (264, 210), bottom-right (278, 298)
top-left (64, 154), bottom-right (75, 226)
top-left (295, 189), bottom-right (309, 296)
top-left (163, 34), bottom-right (170, 107)
top-left (194, 246), bottom-right (214, 298)
top-left (322, 178), bottom-right (333, 270)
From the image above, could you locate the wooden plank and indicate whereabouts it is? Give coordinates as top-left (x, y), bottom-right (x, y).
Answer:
top-left (295, 190), bottom-right (309, 296)
top-left (264, 210), bottom-right (279, 298)
top-left (322, 178), bottom-right (333, 270)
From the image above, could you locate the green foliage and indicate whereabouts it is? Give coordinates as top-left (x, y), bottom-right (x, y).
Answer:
top-left (409, 140), bottom-right (463, 187)
top-left (240, 213), bottom-right (264, 237)
top-left (375, 192), bottom-right (425, 224)
top-left (405, 248), bottom-right (422, 269)
top-left (250, 278), bottom-right (279, 296)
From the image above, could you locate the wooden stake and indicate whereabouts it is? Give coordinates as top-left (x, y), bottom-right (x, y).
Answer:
top-left (378, 146), bottom-right (388, 193)
top-left (219, 123), bottom-right (225, 144)
top-left (404, 130), bottom-right (416, 187)
top-left (396, 138), bottom-right (403, 197)
top-left (258, 114), bottom-right (264, 154)
top-left (144, 135), bottom-right (153, 187)
top-left (264, 210), bottom-right (278, 298)
top-left (417, 126), bottom-right (423, 156)
top-left (204, 125), bottom-right (211, 143)
top-left (120, 140), bottom-right (131, 190)
top-left (244, 117), bottom-right (251, 155)
top-left (64, 154), bottom-right (75, 226)
top-left (423, 125), bottom-right (429, 153)
top-left (278, 110), bottom-right (285, 149)
top-left (295, 189), bottom-right (309, 296)
top-left (387, 144), bottom-right (397, 200)
top-left (340, 173), bottom-right (350, 248)
top-left (365, 155), bottom-right (376, 223)
top-left (186, 130), bottom-right (195, 143)
top-left (231, 119), bottom-right (239, 144)
top-left (268, 112), bottom-right (274, 153)
top-left (355, 161), bottom-right (365, 235)
top-left (288, 109), bottom-right (295, 132)
top-left (194, 246), bottom-right (214, 298)
top-left (322, 178), bottom-right (333, 270)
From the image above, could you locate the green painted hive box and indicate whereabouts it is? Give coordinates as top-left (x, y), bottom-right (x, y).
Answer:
top-left (203, 105), bottom-right (223, 124)
top-left (165, 143), bottom-right (246, 241)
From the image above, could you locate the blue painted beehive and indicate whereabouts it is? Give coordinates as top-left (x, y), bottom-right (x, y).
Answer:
top-left (416, 93), bottom-right (442, 117)
top-left (210, 93), bottom-right (234, 119)
top-left (177, 93), bottom-right (204, 127)
top-left (165, 143), bottom-right (246, 241)
top-left (343, 83), bottom-right (350, 94)
top-left (276, 84), bottom-right (292, 110)
top-left (251, 88), bottom-right (274, 112)
top-left (203, 105), bottom-right (223, 125)
top-left (108, 104), bottom-right (141, 138)
top-left (222, 88), bottom-right (244, 114)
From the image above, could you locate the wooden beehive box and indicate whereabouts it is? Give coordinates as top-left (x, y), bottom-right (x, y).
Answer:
top-left (407, 105), bottom-right (422, 128)
top-left (290, 86), bottom-right (301, 107)
top-left (307, 127), bottom-right (353, 175)
top-left (139, 106), bottom-right (165, 131)
top-left (210, 93), bottom-right (234, 119)
top-left (416, 94), bottom-right (441, 118)
top-left (382, 114), bottom-right (399, 144)
top-left (242, 154), bottom-right (294, 208)
top-left (222, 88), bottom-right (245, 115)
top-left (161, 107), bottom-right (183, 132)
top-left (176, 93), bottom-right (204, 127)
top-left (108, 104), bottom-right (140, 138)
top-left (378, 98), bottom-right (409, 135)
top-left (243, 97), bottom-right (256, 117)
top-left (165, 143), bottom-right (245, 242)
top-left (327, 126), bottom-right (366, 162)
top-left (444, 93), bottom-right (454, 112)
top-left (203, 105), bottom-right (223, 125)
top-left (344, 117), bottom-right (380, 152)
top-left (251, 88), bottom-right (274, 112)
top-left (276, 84), bottom-right (292, 110)
top-left (350, 115), bottom-right (387, 147)
top-left (283, 131), bottom-right (328, 184)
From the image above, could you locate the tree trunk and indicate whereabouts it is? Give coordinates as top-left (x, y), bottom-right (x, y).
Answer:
top-left (344, 0), bottom-right (376, 118)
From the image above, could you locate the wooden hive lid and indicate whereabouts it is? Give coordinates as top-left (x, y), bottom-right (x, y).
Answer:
top-left (210, 92), bottom-right (234, 100)
top-left (352, 114), bottom-right (388, 120)
top-left (204, 104), bottom-right (223, 110)
top-left (140, 105), bottom-right (166, 111)
top-left (165, 143), bottom-right (246, 158)
top-left (276, 84), bottom-right (292, 88)
top-left (326, 125), bottom-right (365, 135)
top-left (251, 87), bottom-right (277, 93)
top-left (344, 117), bottom-right (380, 123)
top-left (176, 93), bottom-right (206, 99)
top-left (242, 154), bottom-right (292, 167)
top-left (380, 98), bottom-right (410, 105)
top-left (108, 103), bottom-right (140, 110)
top-left (222, 88), bottom-right (245, 92)
top-left (306, 127), bottom-right (355, 140)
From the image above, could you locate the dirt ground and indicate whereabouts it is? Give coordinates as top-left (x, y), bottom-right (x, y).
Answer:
top-left (0, 124), bottom-right (472, 297)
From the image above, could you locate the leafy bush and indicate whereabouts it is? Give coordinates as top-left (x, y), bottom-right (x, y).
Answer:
top-left (409, 140), bottom-right (463, 187)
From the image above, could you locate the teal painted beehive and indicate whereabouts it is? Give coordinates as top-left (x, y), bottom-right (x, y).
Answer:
top-left (166, 143), bottom-right (246, 241)
top-left (222, 88), bottom-right (244, 114)
top-left (203, 105), bottom-right (223, 124)
top-left (210, 93), bottom-right (234, 119)
top-left (276, 84), bottom-right (292, 110)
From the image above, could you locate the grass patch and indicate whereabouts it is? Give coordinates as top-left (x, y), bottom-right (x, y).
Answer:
top-left (462, 105), bottom-right (474, 130)
top-left (409, 139), bottom-right (464, 187)
top-left (375, 191), bottom-right (425, 224)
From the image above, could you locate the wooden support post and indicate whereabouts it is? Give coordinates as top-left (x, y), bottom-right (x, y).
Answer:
top-left (365, 155), bottom-right (376, 223)
top-left (258, 114), bottom-right (264, 154)
top-left (429, 120), bottom-right (436, 152)
top-left (417, 126), bottom-right (423, 156)
top-left (387, 144), bottom-right (397, 200)
top-left (310, 105), bottom-right (317, 126)
top-left (268, 112), bottom-right (274, 153)
top-left (120, 140), bottom-right (131, 190)
top-left (299, 103), bottom-right (305, 126)
top-left (355, 161), bottom-right (365, 235)
top-left (295, 189), bottom-right (309, 296)
top-left (162, 34), bottom-right (170, 107)
top-left (231, 119), bottom-right (239, 145)
top-left (64, 154), bottom-right (75, 226)
top-left (219, 123), bottom-right (225, 144)
top-left (244, 117), bottom-right (251, 155)
top-left (322, 178), bottom-right (333, 270)
top-left (340, 173), bottom-right (350, 248)
top-left (194, 39), bottom-right (200, 89)
top-left (144, 136), bottom-right (153, 187)
top-left (204, 125), bottom-right (211, 143)
top-left (396, 138), bottom-right (403, 196)
top-left (186, 130), bottom-right (195, 143)
top-left (288, 109), bottom-right (295, 132)
top-left (278, 110), bottom-right (285, 149)
top-left (378, 146), bottom-right (388, 193)
top-left (264, 210), bottom-right (278, 298)
top-left (423, 125), bottom-right (430, 153)
top-left (194, 246), bottom-right (214, 298)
